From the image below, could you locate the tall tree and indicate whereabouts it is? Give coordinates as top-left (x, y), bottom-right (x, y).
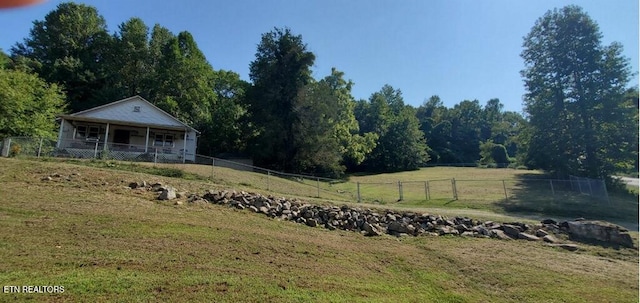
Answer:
top-left (11, 2), bottom-right (112, 112)
top-left (416, 96), bottom-right (454, 163)
top-left (0, 68), bottom-right (66, 139)
top-left (247, 27), bottom-right (315, 172)
top-left (109, 18), bottom-right (151, 99)
top-left (356, 85), bottom-right (428, 172)
top-left (198, 69), bottom-right (251, 155)
top-left (320, 68), bottom-right (377, 168)
top-left (521, 5), bottom-right (633, 180)
top-left (154, 31), bottom-right (216, 127)
top-left (448, 100), bottom-right (483, 164)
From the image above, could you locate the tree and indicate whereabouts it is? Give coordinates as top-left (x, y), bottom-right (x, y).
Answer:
top-left (11, 2), bottom-right (112, 112)
top-left (0, 68), bottom-right (66, 139)
top-left (319, 68), bottom-right (377, 168)
top-left (479, 140), bottom-right (510, 167)
top-left (416, 96), bottom-right (454, 163)
top-left (521, 5), bottom-right (634, 181)
top-left (247, 27), bottom-right (315, 172)
top-left (448, 100), bottom-right (483, 164)
top-left (198, 69), bottom-right (251, 155)
top-left (106, 18), bottom-right (152, 100)
top-left (356, 85), bottom-right (429, 172)
top-left (154, 31), bottom-right (216, 127)
top-left (0, 50), bottom-right (9, 69)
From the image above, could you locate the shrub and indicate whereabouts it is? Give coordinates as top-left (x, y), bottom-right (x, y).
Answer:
top-left (9, 143), bottom-right (21, 157)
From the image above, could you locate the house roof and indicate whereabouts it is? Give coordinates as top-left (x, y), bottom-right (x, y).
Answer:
top-left (59, 96), bottom-right (199, 133)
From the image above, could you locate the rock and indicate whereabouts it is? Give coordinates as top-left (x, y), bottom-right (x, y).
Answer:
top-left (485, 221), bottom-right (502, 230)
top-left (547, 243), bottom-right (579, 251)
top-left (306, 218), bottom-right (318, 227)
top-left (41, 176), bottom-right (52, 181)
top-left (518, 232), bottom-right (540, 241)
top-left (385, 213), bottom-right (397, 222)
top-left (565, 220), bottom-right (634, 248)
top-left (258, 206), bottom-right (270, 214)
top-left (388, 221), bottom-right (413, 234)
top-left (151, 182), bottom-right (164, 192)
top-left (174, 200), bottom-right (183, 205)
top-left (248, 206), bottom-right (258, 213)
top-left (542, 235), bottom-right (560, 244)
top-left (535, 229), bottom-right (549, 237)
top-left (502, 224), bottom-right (521, 237)
top-left (489, 229), bottom-right (512, 240)
top-left (176, 192), bottom-right (186, 199)
top-left (472, 225), bottom-right (490, 236)
top-left (362, 222), bottom-right (383, 236)
top-left (437, 225), bottom-right (460, 236)
top-left (157, 187), bottom-right (176, 200)
top-left (541, 218), bottom-right (557, 225)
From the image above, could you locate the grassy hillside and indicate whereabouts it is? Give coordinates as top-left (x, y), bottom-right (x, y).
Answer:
top-left (0, 158), bottom-right (637, 302)
top-left (149, 161), bottom-right (638, 224)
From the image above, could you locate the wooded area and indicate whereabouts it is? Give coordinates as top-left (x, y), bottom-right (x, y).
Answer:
top-left (0, 2), bottom-right (637, 183)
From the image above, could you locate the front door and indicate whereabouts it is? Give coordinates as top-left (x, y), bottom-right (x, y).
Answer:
top-left (113, 129), bottom-right (130, 145)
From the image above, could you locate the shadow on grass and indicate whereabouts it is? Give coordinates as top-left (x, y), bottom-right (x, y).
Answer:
top-left (496, 173), bottom-right (639, 224)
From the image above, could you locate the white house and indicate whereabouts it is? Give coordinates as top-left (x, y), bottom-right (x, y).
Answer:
top-left (56, 96), bottom-right (199, 162)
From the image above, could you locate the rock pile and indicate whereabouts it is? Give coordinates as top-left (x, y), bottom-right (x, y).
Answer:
top-left (123, 182), bottom-right (635, 250)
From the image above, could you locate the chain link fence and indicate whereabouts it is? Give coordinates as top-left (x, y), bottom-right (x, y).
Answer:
top-left (2, 137), bottom-right (190, 163)
top-left (1, 136), bottom-right (611, 205)
top-left (354, 177), bottom-right (610, 204)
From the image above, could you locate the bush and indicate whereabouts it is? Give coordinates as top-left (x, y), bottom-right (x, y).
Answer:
top-left (9, 143), bottom-right (21, 157)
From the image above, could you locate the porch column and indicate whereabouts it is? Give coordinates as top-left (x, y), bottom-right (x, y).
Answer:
top-left (182, 130), bottom-right (187, 164)
top-left (103, 123), bottom-right (110, 151)
top-left (56, 118), bottom-right (65, 148)
top-left (145, 127), bottom-right (150, 153)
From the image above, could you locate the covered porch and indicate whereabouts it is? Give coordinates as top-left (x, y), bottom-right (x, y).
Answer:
top-left (56, 116), bottom-right (198, 162)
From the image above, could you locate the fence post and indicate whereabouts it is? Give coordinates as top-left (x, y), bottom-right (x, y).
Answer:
top-left (451, 178), bottom-right (458, 200)
top-left (424, 181), bottom-right (430, 200)
top-left (316, 177), bottom-right (320, 198)
top-left (602, 179), bottom-right (610, 204)
top-left (357, 182), bottom-right (361, 203)
top-left (211, 158), bottom-right (215, 179)
top-left (577, 179), bottom-right (583, 194)
top-left (267, 170), bottom-right (271, 191)
top-left (398, 181), bottom-right (403, 201)
top-left (37, 138), bottom-right (43, 158)
top-left (549, 180), bottom-right (555, 196)
top-left (587, 180), bottom-right (593, 196)
top-left (154, 148), bottom-right (158, 164)
top-left (502, 180), bottom-right (508, 201)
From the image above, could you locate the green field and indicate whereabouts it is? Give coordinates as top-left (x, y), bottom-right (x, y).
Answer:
top-left (0, 158), bottom-right (637, 302)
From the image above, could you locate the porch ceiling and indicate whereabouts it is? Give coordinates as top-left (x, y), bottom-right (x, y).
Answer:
top-left (59, 115), bottom-right (195, 133)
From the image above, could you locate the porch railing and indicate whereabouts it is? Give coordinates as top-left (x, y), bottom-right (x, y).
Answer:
top-left (54, 138), bottom-right (187, 162)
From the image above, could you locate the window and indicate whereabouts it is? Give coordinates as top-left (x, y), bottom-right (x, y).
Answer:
top-left (154, 134), bottom-right (164, 146)
top-left (152, 134), bottom-right (176, 147)
top-left (133, 106), bottom-right (141, 112)
top-left (76, 126), bottom-right (87, 138)
top-left (88, 126), bottom-right (100, 139)
top-left (75, 125), bottom-right (102, 140)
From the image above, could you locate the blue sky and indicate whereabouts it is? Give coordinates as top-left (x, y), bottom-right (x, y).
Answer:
top-left (0, 0), bottom-right (638, 113)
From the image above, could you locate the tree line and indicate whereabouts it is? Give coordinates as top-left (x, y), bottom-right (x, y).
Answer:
top-left (1, 3), bottom-right (637, 183)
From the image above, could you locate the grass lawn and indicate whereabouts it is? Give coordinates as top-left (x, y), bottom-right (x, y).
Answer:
top-left (0, 158), bottom-right (638, 302)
